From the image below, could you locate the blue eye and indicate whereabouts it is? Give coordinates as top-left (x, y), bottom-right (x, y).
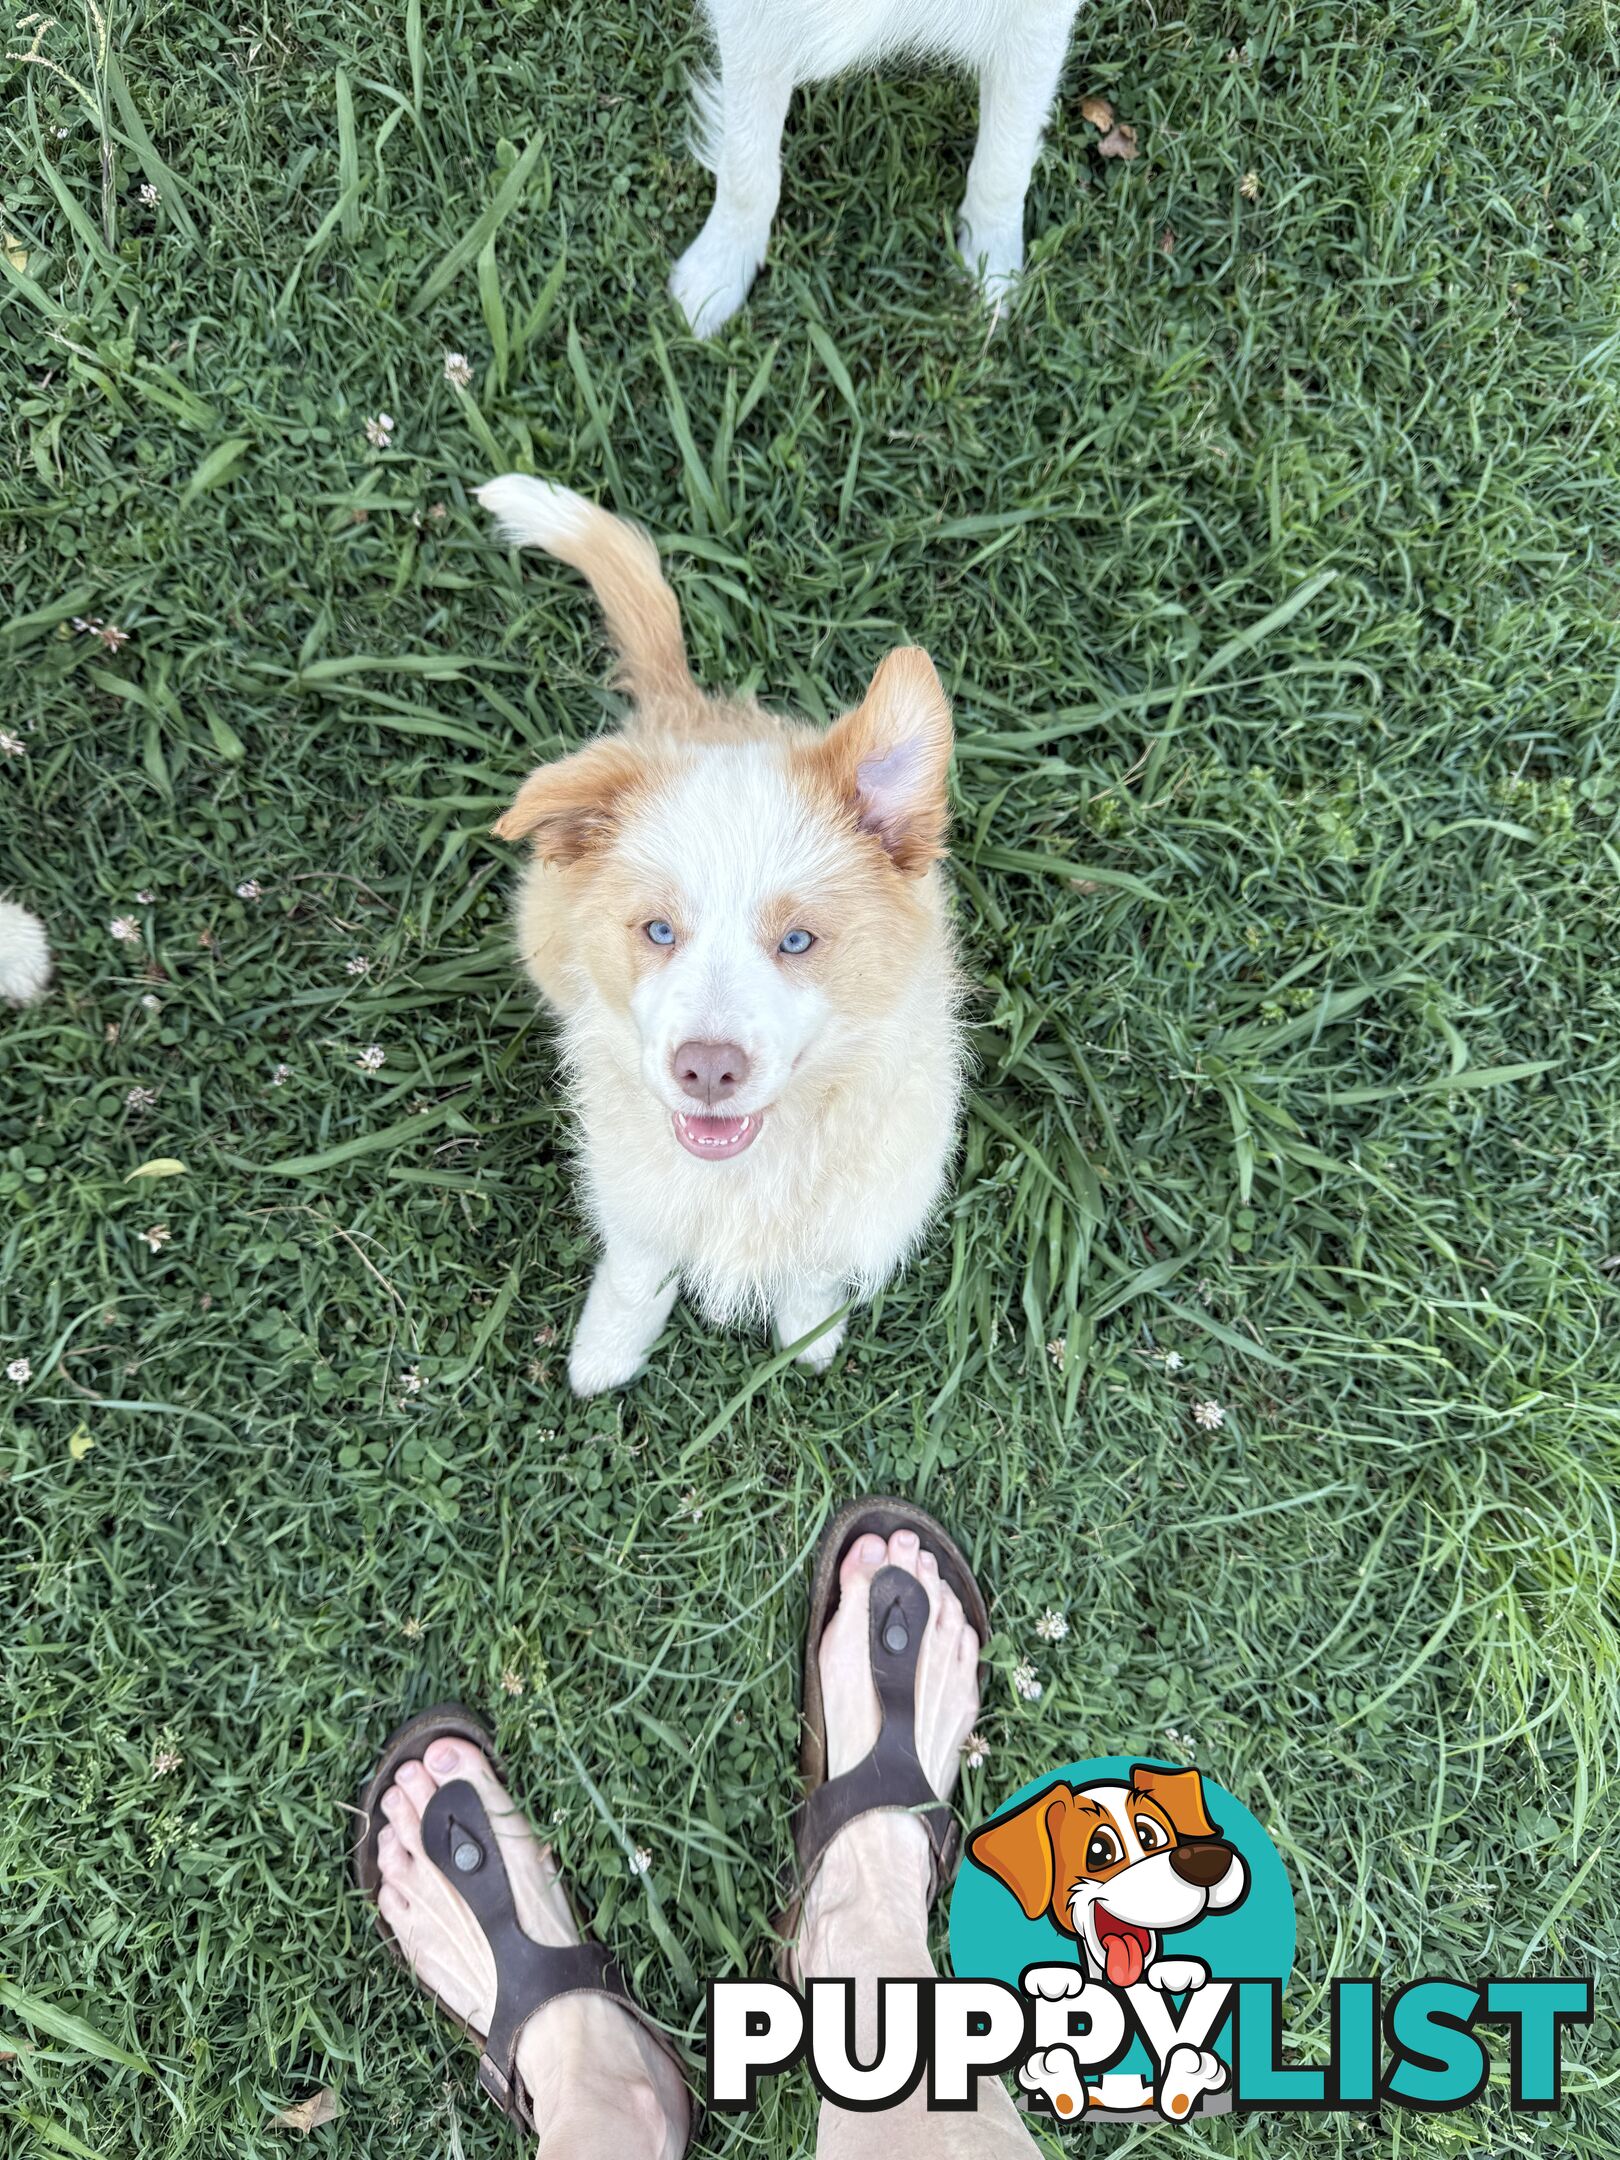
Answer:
top-left (779, 928), bottom-right (815, 955)
top-left (646, 919), bottom-right (676, 946)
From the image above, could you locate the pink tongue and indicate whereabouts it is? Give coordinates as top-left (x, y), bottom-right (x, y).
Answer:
top-left (685, 1116), bottom-right (747, 1138)
top-left (1105, 1934), bottom-right (1144, 1988)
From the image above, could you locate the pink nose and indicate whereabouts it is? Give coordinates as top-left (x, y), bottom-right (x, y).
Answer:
top-left (672, 1039), bottom-right (750, 1106)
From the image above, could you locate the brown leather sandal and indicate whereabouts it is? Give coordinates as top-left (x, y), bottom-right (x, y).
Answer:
top-left (781, 1496), bottom-right (991, 1958)
top-left (352, 1702), bottom-right (688, 2135)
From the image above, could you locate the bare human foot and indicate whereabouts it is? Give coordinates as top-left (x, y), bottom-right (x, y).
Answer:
top-left (796, 1527), bottom-right (983, 1980)
top-left (375, 1738), bottom-right (688, 2157)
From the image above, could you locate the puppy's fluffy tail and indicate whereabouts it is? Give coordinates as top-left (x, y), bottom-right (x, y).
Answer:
top-left (477, 475), bottom-right (695, 704)
top-left (0, 898), bottom-right (52, 1005)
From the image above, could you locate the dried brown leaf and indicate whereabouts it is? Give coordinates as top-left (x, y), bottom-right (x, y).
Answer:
top-left (270, 2089), bottom-right (341, 2135)
top-left (1097, 122), bottom-right (1139, 162)
top-left (1080, 94), bottom-right (1114, 131)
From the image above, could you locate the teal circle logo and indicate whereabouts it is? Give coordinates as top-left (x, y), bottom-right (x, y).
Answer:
top-left (948, 1757), bottom-right (1295, 2121)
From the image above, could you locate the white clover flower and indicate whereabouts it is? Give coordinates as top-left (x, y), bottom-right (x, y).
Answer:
top-left (500, 1668), bottom-right (524, 1696)
top-left (1193, 1400), bottom-right (1226, 1431)
top-left (966, 1733), bottom-right (989, 1770)
top-left (72, 613), bottom-right (129, 653)
top-left (1035, 1609), bottom-right (1068, 1644)
top-left (345, 954), bottom-right (371, 976)
top-left (271, 1062), bottom-right (292, 1086)
top-left (401, 1367), bottom-right (423, 1394)
top-left (141, 1224), bottom-right (171, 1252)
top-left (125, 1085), bottom-right (157, 1111)
top-left (629, 1846), bottom-right (653, 1878)
top-left (1013, 1659), bottom-right (1042, 1702)
top-left (1045, 1337), bottom-right (1066, 1370)
top-left (151, 1746), bottom-right (182, 1776)
top-left (358, 1044), bottom-right (385, 1071)
top-left (134, 889), bottom-right (156, 905)
top-left (110, 915), bottom-right (141, 942)
top-left (442, 351), bottom-right (473, 389)
top-left (138, 182), bottom-right (160, 206)
top-left (140, 993), bottom-right (161, 1012)
top-left (0, 731), bottom-right (24, 757)
top-left (364, 413), bottom-right (395, 449)
top-left (235, 879), bottom-right (262, 901)
top-left (6, 1356), bottom-right (32, 1385)
top-left (1163, 1350), bottom-right (1185, 1372)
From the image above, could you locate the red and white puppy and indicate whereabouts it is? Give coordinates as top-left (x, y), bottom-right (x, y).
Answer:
top-left (479, 476), bottom-right (963, 1394)
top-left (968, 1764), bottom-right (1249, 1990)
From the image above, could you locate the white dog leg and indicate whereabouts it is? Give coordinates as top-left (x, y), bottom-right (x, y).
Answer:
top-left (670, 45), bottom-right (794, 336)
top-left (568, 1243), bottom-right (680, 1395)
top-left (958, 4), bottom-right (1079, 303)
top-left (773, 1276), bottom-right (847, 1371)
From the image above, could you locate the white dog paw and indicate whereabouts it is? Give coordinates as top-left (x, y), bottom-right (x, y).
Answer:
top-left (1023, 1964), bottom-right (1088, 2002)
top-left (1146, 1957), bottom-right (1209, 1995)
top-left (0, 900), bottom-right (52, 1005)
top-left (1017, 2044), bottom-right (1090, 2121)
top-left (1156, 2044), bottom-right (1228, 2121)
top-left (670, 217), bottom-right (765, 336)
top-left (957, 212), bottom-right (1024, 308)
top-left (567, 1318), bottom-right (653, 1396)
top-left (781, 1316), bottom-right (844, 1371)
top-left (796, 1327), bottom-right (844, 1371)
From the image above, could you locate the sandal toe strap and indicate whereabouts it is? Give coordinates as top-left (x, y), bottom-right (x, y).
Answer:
top-left (421, 1780), bottom-right (632, 2118)
top-left (792, 1567), bottom-right (956, 1898)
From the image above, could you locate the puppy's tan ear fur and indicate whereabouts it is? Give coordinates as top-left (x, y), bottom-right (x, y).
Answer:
top-left (968, 1782), bottom-right (1073, 1922)
top-left (1131, 1765), bottom-right (1218, 1843)
top-left (492, 739), bottom-right (648, 863)
top-left (808, 647), bottom-right (953, 874)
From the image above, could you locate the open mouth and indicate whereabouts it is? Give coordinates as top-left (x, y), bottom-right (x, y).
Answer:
top-left (672, 1111), bottom-right (763, 1161)
top-left (1093, 1906), bottom-right (1153, 1988)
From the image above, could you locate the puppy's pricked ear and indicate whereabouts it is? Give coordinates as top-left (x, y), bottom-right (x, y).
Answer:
top-left (492, 739), bottom-right (647, 863)
top-left (968, 1783), bottom-right (1073, 1922)
top-left (812, 647), bottom-right (953, 873)
top-left (1131, 1765), bottom-right (1218, 1843)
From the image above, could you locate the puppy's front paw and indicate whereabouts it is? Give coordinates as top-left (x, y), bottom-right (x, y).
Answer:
top-left (1146, 1956), bottom-right (1209, 1995)
top-left (773, 1289), bottom-right (846, 1373)
top-left (793, 1317), bottom-right (845, 1372)
top-left (0, 901), bottom-right (52, 1005)
top-left (1155, 2044), bottom-right (1228, 2121)
top-left (567, 1332), bottom-right (646, 1397)
top-left (1023, 1964), bottom-right (1089, 2002)
top-left (1017, 2044), bottom-right (1090, 2120)
top-left (670, 216), bottom-right (765, 336)
top-left (957, 212), bottom-right (1024, 310)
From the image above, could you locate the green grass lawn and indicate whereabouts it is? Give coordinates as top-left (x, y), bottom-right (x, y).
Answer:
top-left (4, 1), bottom-right (1619, 2152)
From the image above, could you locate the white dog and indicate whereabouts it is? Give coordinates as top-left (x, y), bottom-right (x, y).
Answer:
top-left (672, 0), bottom-right (1086, 333)
top-left (0, 900), bottom-right (52, 1006)
top-left (479, 475), bottom-right (963, 1395)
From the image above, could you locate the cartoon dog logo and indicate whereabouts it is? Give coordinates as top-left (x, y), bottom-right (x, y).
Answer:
top-left (967, 1764), bottom-right (1249, 2121)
